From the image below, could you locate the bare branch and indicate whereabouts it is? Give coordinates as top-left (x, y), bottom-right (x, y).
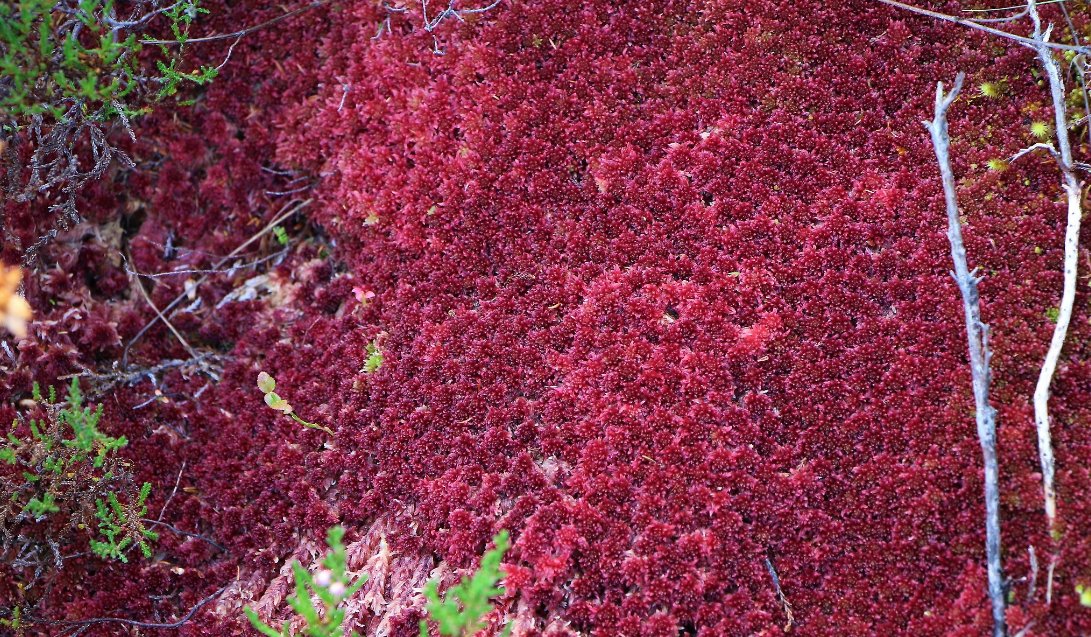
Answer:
top-left (141, 518), bottom-right (225, 551)
top-left (891, 0), bottom-right (1089, 603)
top-left (962, 0), bottom-right (1065, 12)
top-left (1010, 141), bottom-right (1062, 165)
top-left (1057, 2), bottom-right (1091, 150)
top-left (1027, 545), bottom-right (1039, 602)
top-left (764, 554), bottom-right (795, 632)
top-left (25, 585), bottom-right (227, 630)
top-left (158, 462), bottom-right (185, 523)
top-left (878, 0), bottom-right (1090, 55)
top-left (141, 1), bottom-right (332, 45)
top-left (60, 353), bottom-right (222, 399)
top-left (923, 72), bottom-right (1007, 637)
top-left (1025, 0), bottom-right (1083, 538)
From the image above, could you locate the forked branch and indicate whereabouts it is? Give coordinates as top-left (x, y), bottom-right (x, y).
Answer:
top-left (924, 72), bottom-right (1007, 637)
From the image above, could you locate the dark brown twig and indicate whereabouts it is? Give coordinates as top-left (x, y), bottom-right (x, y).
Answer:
top-left (25, 585), bottom-right (227, 630)
top-left (141, 0), bottom-right (331, 45)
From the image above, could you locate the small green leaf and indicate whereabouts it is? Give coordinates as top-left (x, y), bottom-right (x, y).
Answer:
top-left (265, 393), bottom-right (293, 414)
top-left (1078, 584), bottom-right (1091, 607)
top-left (363, 341), bottom-right (384, 374)
top-left (257, 371), bottom-right (276, 394)
top-left (244, 607), bottom-right (285, 637)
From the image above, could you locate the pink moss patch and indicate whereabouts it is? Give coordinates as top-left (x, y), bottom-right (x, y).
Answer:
top-left (7, 0), bottom-right (1091, 635)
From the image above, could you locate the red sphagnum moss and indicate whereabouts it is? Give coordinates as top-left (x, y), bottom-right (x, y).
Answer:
top-left (5, 1), bottom-right (1091, 635)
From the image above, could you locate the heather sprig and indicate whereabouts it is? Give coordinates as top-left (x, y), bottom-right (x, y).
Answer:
top-left (0, 0), bottom-right (214, 125)
top-left (419, 531), bottom-right (512, 637)
top-left (90, 482), bottom-right (158, 562)
top-left (245, 526), bottom-right (368, 637)
top-left (1, 0), bottom-right (217, 262)
top-left (1, 378), bottom-right (157, 573)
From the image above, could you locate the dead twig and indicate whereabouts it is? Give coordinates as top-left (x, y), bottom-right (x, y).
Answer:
top-left (141, 518), bottom-right (225, 552)
top-left (126, 254), bottom-right (202, 363)
top-left (1047, 554), bottom-right (1059, 605)
top-left (1023, 0), bottom-right (1083, 540)
top-left (141, 1), bottom-right (331, 45)
top-left (60, 353), bottom-right (221, 399)
top-left (878, 0), bottom-right (1090, 54)
top-left (158, 462), bottom-right (185, 522)
top-left (891, 0), bottom-right (1089, 612)
top-left (25, 584), bottom-right (227, 631)
top-left (764, 555), bottom-right (795, 632)
top-left (1027, 545), bottom-right (1039, 603)
top-left (924, 72), bottom-right (1007, 637)
top-left (121, 198), bottom-right (312, 369)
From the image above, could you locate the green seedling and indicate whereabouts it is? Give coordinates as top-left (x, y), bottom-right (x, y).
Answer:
top-left (257, 372), bottom-right (334, 435)
top-left (1078, 583), bottom-right (1091, 607)
top-left (245, 526), bottom-right (368, 637)
top-left (362, 341), bottom-right (383, 374)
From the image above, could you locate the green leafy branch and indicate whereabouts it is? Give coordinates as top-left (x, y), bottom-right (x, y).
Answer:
top-left (245, 526), bottom-right (368, 637)
top-left (0, 0), bottom-right (217, 127)
top-left (89, 482), bottom-right (158, 562)
top-left (420, 531), bottom-right (512, 637)
top-left (2, 379), bottom-right (158, 583)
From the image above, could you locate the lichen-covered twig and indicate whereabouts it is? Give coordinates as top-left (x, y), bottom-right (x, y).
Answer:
top-left (1024, 0), bottom-right (1082, 540)
top-left (878, 0), bottom-right (1090, 55)
top-left (891, 0), bottom-right (1089, 607)
top-left (924, 72), bottom-right (1006, 637)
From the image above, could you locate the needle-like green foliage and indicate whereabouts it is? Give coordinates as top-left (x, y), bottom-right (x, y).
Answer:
top-left (2, 378), bottom-right (158, 616)
top-left (419, 531), bottom-right (512, 637)
top-left (90, 482), bottom-right (157, 562)
top-left (245, 526), bottom-right (368, 637)
top-left (0, 0), bottom-right (215, 125)
top-left (1, 0), bottom-right (218, 261)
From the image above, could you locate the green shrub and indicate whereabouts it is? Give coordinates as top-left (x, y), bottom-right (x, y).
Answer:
top-left (245, 526), bottom-right (368, 637)
top-left (0, 379), bottom-right (157, 576)
top-left (0, 0), bottom-right (214, 127)
top-left (420, 531), bottom-right (511, 637)
top-left (0, 0), bottom-right (216, 261)
top-left (243, 528), bottom-right (512, 637)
